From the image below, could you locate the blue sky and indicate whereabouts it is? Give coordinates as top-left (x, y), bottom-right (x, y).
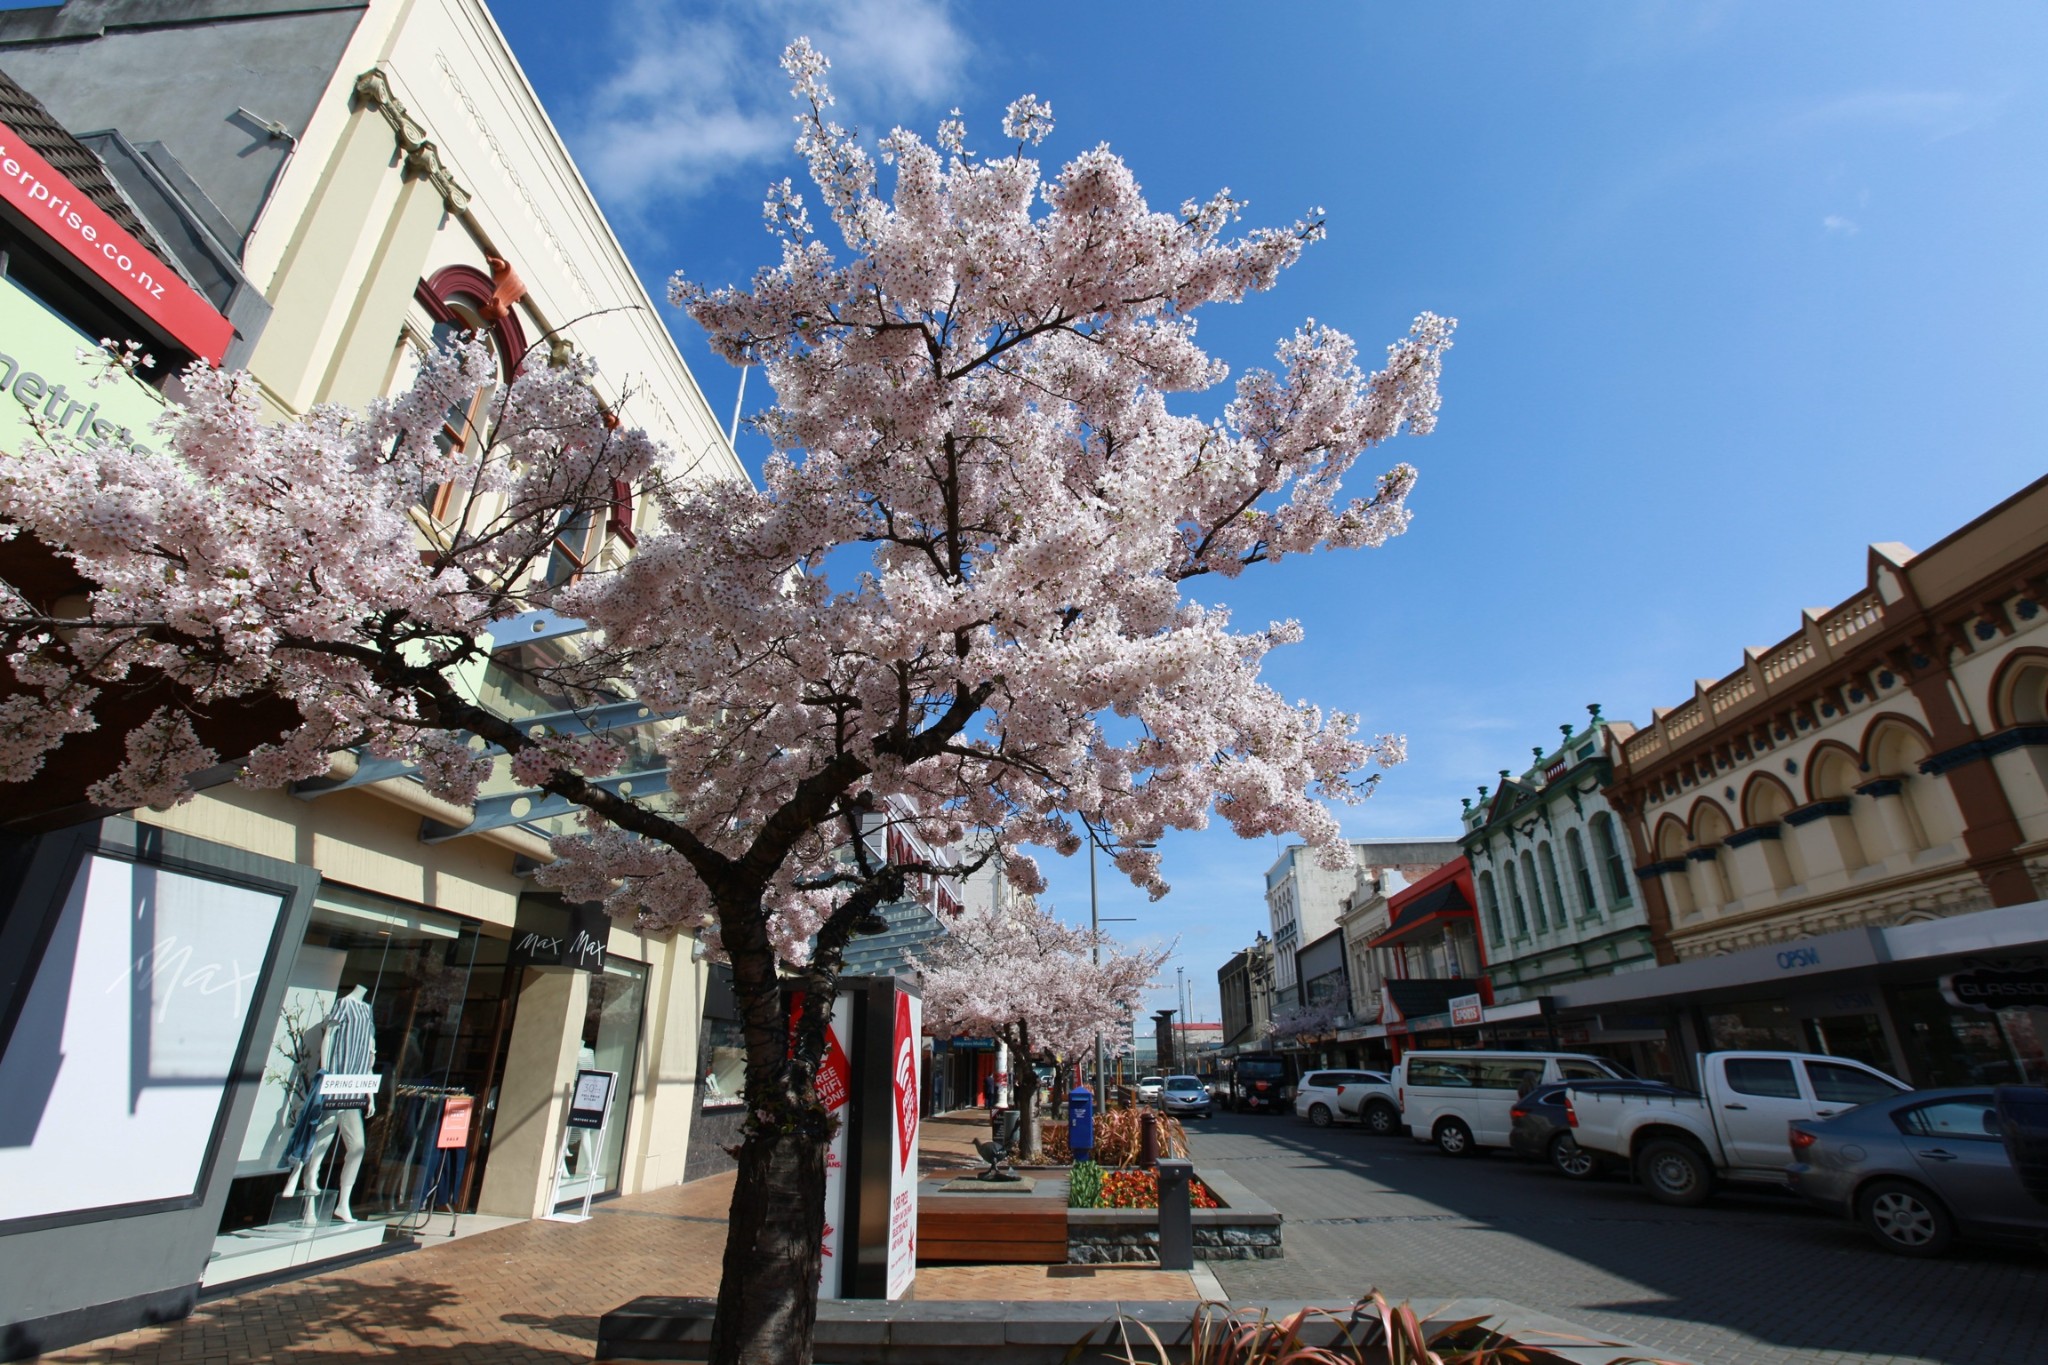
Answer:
top-left (471, 0), bottom-right (2048, 1024)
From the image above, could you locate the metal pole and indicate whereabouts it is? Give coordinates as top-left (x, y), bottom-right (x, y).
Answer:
top-left (1090, 842), bottom-right (1103, 1097)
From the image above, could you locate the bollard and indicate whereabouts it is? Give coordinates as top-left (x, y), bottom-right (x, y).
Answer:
top-left (1138, 1108), bottom-right (1160, 1168)
top-left (1068, 1085), bottom-right (1096, 1166)
top-left (1155, 1158), bottom-right (1194, 1270)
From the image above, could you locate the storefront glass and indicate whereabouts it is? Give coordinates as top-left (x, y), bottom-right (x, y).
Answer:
top-left (556, 958), bottom-right (647, 1206)
top-left (206, 885), bottom-right (517, 1286)
top-left (1889, 982), bottom-right (2048, 1086)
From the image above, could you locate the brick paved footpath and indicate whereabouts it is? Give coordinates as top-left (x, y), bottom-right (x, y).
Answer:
top-left (47, 1112), bottom-right (1193, 1364)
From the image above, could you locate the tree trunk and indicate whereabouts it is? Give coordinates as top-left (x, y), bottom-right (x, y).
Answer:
top-left (1012, 1021), bottom-right (1042, 1162)
top-left (709, 896), bottom-right (837, 1365)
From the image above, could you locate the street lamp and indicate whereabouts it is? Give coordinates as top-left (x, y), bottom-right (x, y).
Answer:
top-left (1089, 838), bottom-right (1147, 1097)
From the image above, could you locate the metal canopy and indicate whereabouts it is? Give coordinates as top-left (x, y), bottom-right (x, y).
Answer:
top-left (294, 698), bottom-right (667, 799)
top-left (419, 765), bottom-right (671, 842)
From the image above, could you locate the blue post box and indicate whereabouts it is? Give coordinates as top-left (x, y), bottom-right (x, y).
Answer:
top-left (1068, 1085), bottom-right (1095, 1163)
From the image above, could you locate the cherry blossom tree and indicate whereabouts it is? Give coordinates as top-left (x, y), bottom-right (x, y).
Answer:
top-left (916, 897), bottom-right (1166, 1159)
top-left (0, 40), bottom-right (1449, 1365)
top-left (1267, 998), bottom-right (1345, 1044)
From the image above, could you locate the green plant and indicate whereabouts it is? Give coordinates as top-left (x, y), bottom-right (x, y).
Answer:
top-left (1069, 1160), bottom-right (1104, 1209)
top-left (1082, 1292), bottom-right (1685, 1365)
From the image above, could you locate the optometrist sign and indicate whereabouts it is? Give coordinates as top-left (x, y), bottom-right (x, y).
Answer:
top-left (0, 120), bottom-right (231, 362)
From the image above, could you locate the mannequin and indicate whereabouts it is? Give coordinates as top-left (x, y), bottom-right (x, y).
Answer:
top-left (281, 985), bottom-right (377, 1224)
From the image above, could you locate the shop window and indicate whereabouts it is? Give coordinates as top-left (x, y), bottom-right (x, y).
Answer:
top-left (1723, 1057), bottom-right (1800, 1099)
top-left (1707, 1000), bottom-right (1802, 1051)
top-left (209, 886), bottom-right (518, 1287)
top-left (1887, 982), bottom-right (2047, 1086)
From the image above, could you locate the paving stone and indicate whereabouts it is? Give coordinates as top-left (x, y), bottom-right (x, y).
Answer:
top-left (1188, 1113), bottom-right (2047, 1365)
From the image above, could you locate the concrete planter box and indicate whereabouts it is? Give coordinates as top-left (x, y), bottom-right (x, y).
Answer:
top-left (597, 1296), bottom-right (1684, 1364)
top-left (1066, 1169), bottom-right (1281, 1263)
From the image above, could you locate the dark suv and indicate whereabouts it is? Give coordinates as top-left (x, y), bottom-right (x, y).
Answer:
top-left (1510, 1079), bottom-right (1683, 1179)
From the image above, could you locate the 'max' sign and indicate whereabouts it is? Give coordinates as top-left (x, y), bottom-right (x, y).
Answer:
top-left (515, 923), bottom-right (607, 972)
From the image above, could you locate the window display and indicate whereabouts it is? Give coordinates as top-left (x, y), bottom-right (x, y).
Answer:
top-left (208, 886), bottom-right (512, 1285)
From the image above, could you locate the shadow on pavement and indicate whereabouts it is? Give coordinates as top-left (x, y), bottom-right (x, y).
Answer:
top-left (36, 1275), bottom-right (591, 1365)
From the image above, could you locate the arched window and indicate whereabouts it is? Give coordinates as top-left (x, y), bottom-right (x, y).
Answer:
top-left (1655, 816), bottom-right (1695, 919)
top-left (1519, 851), bottom-right (1546, 930)
top-left (416, 262), bottom-right (529, 520)
top-left (1538, 843), bottom-right (1568, 928)
top-left (1565, 828), bottom-right (1597, 916)
top-left (1479, 870), bottom-right (1503, 946)
top-left (1590, 813), bottom-right (1630, 904)
top-left (1504, 863), bottom-right (1529, 937)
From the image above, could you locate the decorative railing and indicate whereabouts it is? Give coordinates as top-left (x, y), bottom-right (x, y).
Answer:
top-left (1706, 673), bottom-right (1754, 716)
top-left (1760, 635), bottom-right (1814, 683)
top-left (1821, 591), bottom-right (1883, 647)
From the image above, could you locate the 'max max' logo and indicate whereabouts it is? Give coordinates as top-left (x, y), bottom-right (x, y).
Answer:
top-left (515, 927), bottom-right (605, 969)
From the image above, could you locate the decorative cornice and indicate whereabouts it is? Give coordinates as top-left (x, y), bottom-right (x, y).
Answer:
top-left (1921, 723), bottom-right (2048, 776)
top-left (1854, 777), bottom-right (1905, 799)
top-left (354, 68), bottom-right (471, 213)
top-left (1723, 824), bottom-right (1782, 848)
top-left (1783, 798), bottom-right (1853, 827)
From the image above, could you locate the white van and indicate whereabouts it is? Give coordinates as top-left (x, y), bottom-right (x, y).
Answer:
top-left (1396, 1051), bottom-right (1626, 1156)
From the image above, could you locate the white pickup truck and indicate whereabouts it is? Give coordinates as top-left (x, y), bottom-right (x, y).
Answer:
top-left (1565, 1051), bottom-right (1909, 1206)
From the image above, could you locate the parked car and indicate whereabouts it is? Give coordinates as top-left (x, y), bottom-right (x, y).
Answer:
top-left (1567, 1051), bottom-right (1909, 1206)
top-left (1788, 1088), bottom-right (2048, 1257)
top-left (1294, 1070), bottom-right (1390, 1129)
top-left (1161, 1074), bottom-right (1213, 1119)
top-left (1337, 1073), bottom-right (1404, 1136)
top-left (1510, 1080), bottom-right (1684, 1179)
top-left (1399, 1050), bottom-right (1628, 1157)
top-left (1135, 1075), bottom-right (1164, 1105)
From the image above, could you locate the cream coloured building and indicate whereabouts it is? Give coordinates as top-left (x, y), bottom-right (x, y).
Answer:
top-left (0, 1), bottom-right (749, 1348)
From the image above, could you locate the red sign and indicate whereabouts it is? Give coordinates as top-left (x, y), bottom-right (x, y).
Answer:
top-left (436, 1095), bottom-right (474, 1149)
top-left (0, 119), bottom-right (233, 362)
top-left (892, 991), bottom-right (918, 1171)
top-left (790, 995), bottom-right (852, 1113)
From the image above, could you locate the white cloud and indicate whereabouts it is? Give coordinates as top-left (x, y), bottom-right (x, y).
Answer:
top-left (566, 0), bottom-right (970, 218)
top-left (1822, 214), bottom-right (1860, 235)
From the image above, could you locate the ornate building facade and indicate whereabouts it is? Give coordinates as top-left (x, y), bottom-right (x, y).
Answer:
top-left (1604, 477), bottom-right (2048, 960)
top-left (1459, 709), bottom-right (1660, 1002)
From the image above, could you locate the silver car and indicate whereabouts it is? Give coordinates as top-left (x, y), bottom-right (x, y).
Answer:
top-left (1787, 1088), bottom-right (2048, 1257)
top-left (1161, 1074), bottom-right (1212, 1119)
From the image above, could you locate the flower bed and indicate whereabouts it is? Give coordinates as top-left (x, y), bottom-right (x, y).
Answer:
top-left (1095, 1167), bottom-right (1222, 1210)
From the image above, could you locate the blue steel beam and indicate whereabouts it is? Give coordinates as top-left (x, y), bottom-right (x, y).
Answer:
top-left (418, 766), bottom-right (671, 842)
top-left (489, 608), bottom-right (588, 650)
top-left (294, 698), bottom-right (670, 798)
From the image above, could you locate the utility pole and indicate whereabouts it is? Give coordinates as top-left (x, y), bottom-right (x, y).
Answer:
top-left (1090, 843), bottom-right (1103, 1096)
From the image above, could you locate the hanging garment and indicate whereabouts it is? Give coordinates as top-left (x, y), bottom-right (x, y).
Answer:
top-left (326, 995), bottom-right (376, 1074)
top-left (280, 1072), bottom-right (328, 1168)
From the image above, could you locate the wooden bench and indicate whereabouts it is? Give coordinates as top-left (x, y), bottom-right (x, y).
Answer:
top-left (917, 1194), bottom-right (1068, 1264)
